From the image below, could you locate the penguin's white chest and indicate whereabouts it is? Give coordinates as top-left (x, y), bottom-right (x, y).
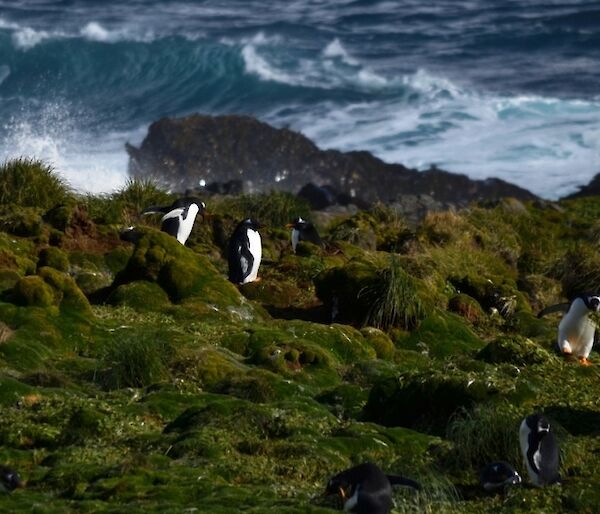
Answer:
top-left (558, 301), bottom-right (596, 358)
top-left (291, 229), bottom-right (300, 252)
top-left (243, 229), bottom-right (262, 283)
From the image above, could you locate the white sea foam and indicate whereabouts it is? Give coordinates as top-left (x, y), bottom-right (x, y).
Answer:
top-left (80, 21), bottom-right (155, 44)
top-left (267, 69), bottom-right (600, 199)
top-left (323, 38), bottom-right (358, 65)
top-left (242, 33), bottom-right (389, 91)
top-left (0, 102), bottom-right (135, 194)
top-left (12, 26), bottom-right (52, 50)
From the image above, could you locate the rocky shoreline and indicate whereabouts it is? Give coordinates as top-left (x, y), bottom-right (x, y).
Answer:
top-left (126, 114), bottom-right (539, 211)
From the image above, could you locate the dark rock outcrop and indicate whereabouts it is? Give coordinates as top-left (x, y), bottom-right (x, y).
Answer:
top-left (563, 172), bottom-right (600, 198)
top-left (126, 114), bottom-right (538, 205)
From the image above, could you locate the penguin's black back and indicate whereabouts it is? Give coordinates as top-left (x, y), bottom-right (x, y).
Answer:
top-left (526, 414), bottom-right (561, 485)
top-left (0, 465), bottom-right (22, 491)
top-left (298, 222), bottom-right (322, 246)
top-left (227, 219), bottom-right (258, 284)
top-left (533, 431), bottom-right (560, 485)
top-left (479, 461), bottom-right (521, 491)
top-left (327, 463), bottom-right (393, 514)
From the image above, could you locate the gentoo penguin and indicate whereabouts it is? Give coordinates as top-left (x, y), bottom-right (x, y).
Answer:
top-left (141, 197), bottom-right (206, 245)
top-left (539, 293), bottom-right (600, 365)
top-left (479, 462), bottom-right (522, 492)
top-left (519, 413), bottom-right (561, 487)
top-left (324, 462), bottom-right (420, 514)
top-left (286, 217), bottom-right (322, 252)
top-left (227, 218), bottom-right (262, 284)
top-left (0, 465), bottom-right (23, 492)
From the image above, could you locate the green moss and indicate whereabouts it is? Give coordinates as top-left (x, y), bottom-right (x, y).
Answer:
top-left (0, 205), bottom-right (44, 237)
top-left (61, 407), bottom-right (105, 445)
top-left (38, 266), bottom-right (92, 315)
top-left (478, 335), bottom-right (553, 366)
top-left (363, 362), bottom-right (534, 435)
top-left (397, 309), bottom-right (486, 358)
top-left (360, 327), bottom-right (395, 360)
top-left (12, 275), bottom-right (55, 308)
top-left (107, 281), bottom-right (171, 312)
top-left (38, 246), bottom-right (70, 272)
top-left (448, 294), bottom-right (485, 324)
top-left (114, 229), bottom-right (248, 312)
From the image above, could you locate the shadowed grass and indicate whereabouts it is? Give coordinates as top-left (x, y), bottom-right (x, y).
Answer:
top-left (446, 403), bottom-right (523, 473)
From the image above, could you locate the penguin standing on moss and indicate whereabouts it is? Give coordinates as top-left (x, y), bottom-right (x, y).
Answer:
top-left (479, 461), bottom-right (521, 492)
top-left (0, 465), bottom-right (23, 493)
top-left (538, 293), bottom-right (600, 365)
top-left (141, 197), bottom-right (206, 245)
top-left (324, 462), bottom-right (420, 513)
top-left (228, 218), bottom-right (262, 284)
top-left (519, 413), bottom-right (561, 487)
top-left (286, 217), bottom-right (322, 252)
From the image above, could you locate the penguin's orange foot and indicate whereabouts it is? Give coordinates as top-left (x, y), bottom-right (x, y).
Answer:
top-left (254, 276), bottom-right (262, 283)
top-left (562, 348), bottom-right (572, 355)
top-left (579, 357), bottom-right (592, 366)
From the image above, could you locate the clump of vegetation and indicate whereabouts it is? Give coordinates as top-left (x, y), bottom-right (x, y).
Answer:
top-left (362, 255), bottom-right (427, 330)
top-left (214, 191), bottom-right (310, 226)
top-left (99, 329), bottom-right (176, 388)
top-left (0, 158), bottom-right (73, 210)
top-left (446, 403), bottom-right (523, 472)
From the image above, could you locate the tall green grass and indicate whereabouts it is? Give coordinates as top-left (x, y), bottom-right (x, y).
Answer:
top-left (362, 255), bottom-right (427, 330)
top-left (0, 158), bottom-right (73, 210)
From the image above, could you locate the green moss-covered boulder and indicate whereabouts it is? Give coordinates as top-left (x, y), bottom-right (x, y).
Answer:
top-left (107, 281), bottom-right (171, 312)
top-left (448, 294), bottom-right (485, 324)
top-left (360, 327), bottom-right (395, 360)
top-left (396, 309), bottom-right (486, 358)
top-left (477, 335), bottom-right (553, 366)
top-left (37, 246), bottom-right (69, 272)
top-left (363, 364), bottom-right (533, 435)
top-left (61, 406), bottom-right (105, 445)
top-left (37, 267), bottom-right (92, 315)
top-left (113, 229), bottom-right (245, 310)
top-left (12, 275), bottom-right (55, 308)
top-left (0, 269), bottom-right (21, 293)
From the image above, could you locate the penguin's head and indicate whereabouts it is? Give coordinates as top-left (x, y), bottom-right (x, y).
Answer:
top-left (0, 466), bottom-right (23, 491)
top-left (286, 217), bottom-right (308, 230)
top-left (242, 218), bottom-right (262, 230)
top-left (585, 294), bottom-right (600, 311)
top-left (324, 475), bottom-right (353, 504)
top-left (526, 413), bottom-right (550, 434)
top-left (173, 197), bottom-right (207, 217)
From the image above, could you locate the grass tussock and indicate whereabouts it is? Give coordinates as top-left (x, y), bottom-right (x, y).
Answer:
top-left (0, 158), bottom-right (73, 210)
top-left (446, 403), bottom-right (522, 472)
top-left (213, 191), bottom-right (310, 227)
top-left (393, 467), bottom-right (460, 514)
top-left (362, 255), bottom-right (427, 330)
top-left (99, 329), bottom-right (177, 389)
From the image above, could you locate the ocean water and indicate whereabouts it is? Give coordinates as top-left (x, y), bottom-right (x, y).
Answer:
top-left (1, 0), bottom-right (599, 198)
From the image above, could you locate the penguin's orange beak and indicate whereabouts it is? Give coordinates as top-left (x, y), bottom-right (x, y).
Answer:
top-left (285, 223), bottom-right (294, 229)
top-left (338, 486), bottom-right (347, 501)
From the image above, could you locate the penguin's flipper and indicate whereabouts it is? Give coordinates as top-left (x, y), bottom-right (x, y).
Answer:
top-left (537, 303), bottom-right (571, 318)
top-left (387, 475), bottom-right (421, 490)
top-left (240, 243), bottom-right (254, 281)
top-left (141, 205), bottom-right (171, 215)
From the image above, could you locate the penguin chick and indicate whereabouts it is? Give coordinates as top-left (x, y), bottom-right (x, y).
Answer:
top-left (142, 197), bottom-right (206, 245)
top-left (286, 217), bottom-right (322, 252)
top-left (227, 218), bottom-right (263, 284)
top-left (324, 462), bottom-right (420, 514)
top-left (0, 465), bottom-right (23, 493)
top-left (479, 461), bottom-right (522, 492)
top-left (519, 413), bottom-right (561, 487)
top-left (540, 293), bottom-right (600, 365)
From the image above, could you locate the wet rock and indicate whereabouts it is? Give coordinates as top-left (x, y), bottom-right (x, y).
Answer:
top-left (127, 115), bottom-right (538, 206)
